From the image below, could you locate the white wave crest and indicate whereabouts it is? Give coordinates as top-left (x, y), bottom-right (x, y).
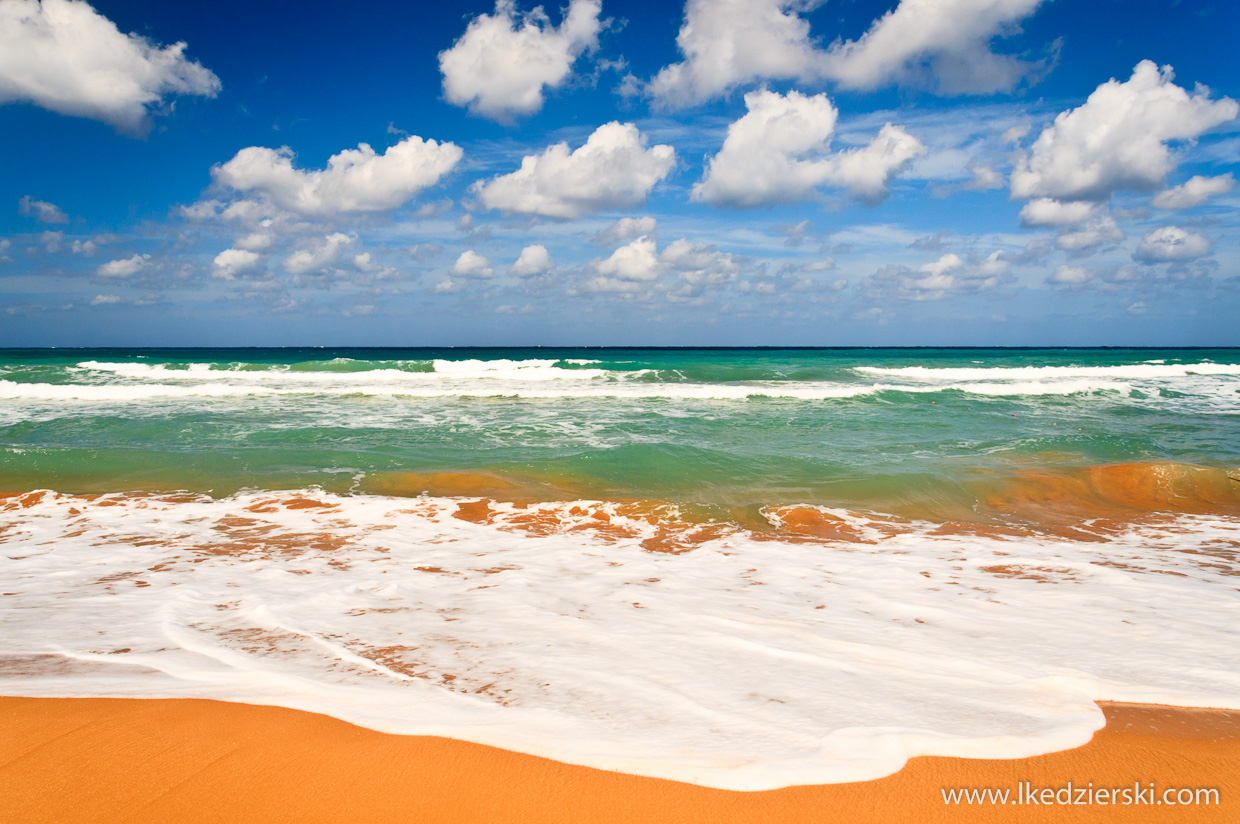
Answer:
top-left (856, 362), bottom-right (1240, 381)
top-left (0, 378), bottom-right (1131, 402)
top-left (76, 359), bottom-right (609, 383)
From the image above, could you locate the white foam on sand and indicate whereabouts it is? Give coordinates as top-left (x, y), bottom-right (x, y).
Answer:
top-left (2, 490), bottom-right (1238, 789)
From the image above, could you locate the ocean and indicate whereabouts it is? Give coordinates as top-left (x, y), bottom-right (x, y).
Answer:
top-left (2, 347), bottom-right (1239, 788)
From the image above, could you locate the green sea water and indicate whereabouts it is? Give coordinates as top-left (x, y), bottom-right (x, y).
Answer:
top-left (2, 347), bottom-right (1239, 515)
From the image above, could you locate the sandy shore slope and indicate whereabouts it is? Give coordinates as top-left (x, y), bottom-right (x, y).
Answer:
top-left (1, 697), bottom-right (1235, 823)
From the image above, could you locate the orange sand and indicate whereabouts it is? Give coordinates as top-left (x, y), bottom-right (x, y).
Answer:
top-left (1, 698), bottom-right (1236, 823)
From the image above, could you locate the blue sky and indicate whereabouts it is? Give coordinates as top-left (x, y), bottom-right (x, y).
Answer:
top-left (1, 0), bottom-right (1238, 346)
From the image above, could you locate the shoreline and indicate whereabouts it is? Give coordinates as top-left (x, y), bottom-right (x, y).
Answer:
top-left (1, 697), bottom-right (1236, 823)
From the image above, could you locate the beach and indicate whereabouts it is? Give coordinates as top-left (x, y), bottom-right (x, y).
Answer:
top-left (2, 348), bottom-right (1239, 801)
top-left (2, 698), bottom-right (1235, 823)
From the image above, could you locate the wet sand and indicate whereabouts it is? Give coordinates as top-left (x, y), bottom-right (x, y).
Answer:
top-left (1, 697), bottom-right (1235, 823)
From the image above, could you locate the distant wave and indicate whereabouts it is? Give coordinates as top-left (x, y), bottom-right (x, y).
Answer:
top-left (855, 362), bottom-right (1240, 380)
top-left (0, 377), bottom-right (1133, 401)
top-left (76, 359), bottom-right (611, 382)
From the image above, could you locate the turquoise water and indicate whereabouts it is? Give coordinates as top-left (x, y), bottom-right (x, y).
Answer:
top-left (2, 347), bottom-right (1239, 511)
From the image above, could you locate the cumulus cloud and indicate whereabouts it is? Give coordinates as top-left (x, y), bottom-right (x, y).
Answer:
top-left (648, 0), bottom-right (833, 107)
top-left (1151, 174), bottom-right (1234, 210)
top-left (828, 124), bottom-right (928, 205)
top-left (660, 238), bottom-right (741, 286)
top-left (90, 294), bottom-right (121, 305)
top-left (96, 252), bottom-right (148, 277)
top-left (864, 251), bottom-right (1010, 301)
top-left (282, 233), bottom-right (368, 275)
top-left (595, 236), bottom-right (658, 280)
top-left (451, 250), bottom-right (494, 278)
top-left (1047, 264), bottom-right (1091, 285)
top-left (234, 230), bottom-right (274, 251)
top-left (594, 216), bottom-right (656, 246)
top-left (18, 195), bottom-right (68, 223)
top-left (1133, 225), bottom-right (1212, 263)
top-left (212, 135), bottom-right (462, 218)
top-left (1010, 61), bottom-right (1238, 202)
top-left (473, 122), bottom-right (675, 219)
top-left (962, 164), bottom-right (1006, 191)
top-left (648, 0), bottom-right (1050, 106)
top-left (581, 235), bottom-right (750, 293)
top-left (1054, 216), bottom-right (1123, 253)
top-left (821, 0), bottom-right (1049, 95)
top-left (583, 235), bottom-right (659, 292)
top-left (0, 0), bottom-right (220, 134)
top-left (1018, 198), bottom-right (1099, 227)
top-left (1015, 197), bottom-right (1121, 254)
top-left (691, 89), bottom-right (924, 207)
top-left (439, 0), bottom-right (601, 121)
top-left (212, 248), bottom-right (263, 280)
top-left (510, 244), bottom-right (552, 276)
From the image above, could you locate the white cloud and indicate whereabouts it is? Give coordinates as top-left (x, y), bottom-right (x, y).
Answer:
top-left (822, 0), bottom-right (1048, 95)
top-left (828, 124), bottom-right (927, 205)
top-left (212, 247), bottom-right (263, 280)
top-left (451, 250), bottom-right (494, 278)
top-left (691, 90), bottom-right (924, 207)
top-left (962, 164), bottom-right (1005, 191)
top-left (973, 251), bottom-right (1010, 279)
top-left (1011, 61), bottom-right (1239, 202)
top-left (234, 230), bottom-right (274, 251)
top-left (904, 253), bottom-right (963, 296)
top-left (90, 294), bottom-right (121, 305)
top-left (1151, 174), bottom-right (1235, 210)
top-left (1014, 198), bottom-right (1122, 254)
top-left (95, 253), bottom-right (149, 277)
top-left (212, 135), bottom-right (463, 217)
top-left (661, 238), bottom-right (740, 286)
top-left (1133, 225), bottom-right (1212, 263)
top-left (1018, 198), bottom-right (1098, 227)
top-left (648, 0), bottom-right (1049, 106)
top-left (439, 0), bottom-right (601, 121)
top-left (283, 233), bottom-right (357, 275)
top-left (583, 235), bottom-right (659, 292)
top-left (648, 0), bottom-right (832, 107)
top-left (0, 0), bottom-right (220, 134)
top-left (510, 244), bottom-right (552, 276)
top-left (580, 235), bottom-right (749, 293)
top-left (595, 216), bottom-right (656, 245)
top-left (18, 194), bottom-right (68, 223)
top-left (1054, 216), bottom-right (1123, 253)
top-left (864, 251), bottom-right (1010, 300)
top-left (595, 235), bottom-right (658, 280)
top-left (474, 122), bottom-right (675, 219)
top-left (1047, 264), bottom-right (1091, 285)
top-left (0, 239), bottom-right (11, 261)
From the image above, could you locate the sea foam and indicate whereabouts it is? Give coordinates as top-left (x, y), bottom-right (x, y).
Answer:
top-left (2, 490), bottom-right (1238, 789)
